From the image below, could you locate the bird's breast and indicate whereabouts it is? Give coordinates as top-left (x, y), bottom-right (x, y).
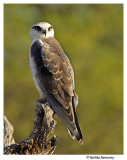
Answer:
top-left (29, 49), bottom-right (46, 99)
top-left (29, 53), bottom-right (37, 78)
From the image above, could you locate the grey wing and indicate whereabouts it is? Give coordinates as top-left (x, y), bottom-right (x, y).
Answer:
top-left (39, 39), bottom-right (82, 140)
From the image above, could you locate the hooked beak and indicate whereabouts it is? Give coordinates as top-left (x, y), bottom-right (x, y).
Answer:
top-left (43, 30), bottom-right (46, 36)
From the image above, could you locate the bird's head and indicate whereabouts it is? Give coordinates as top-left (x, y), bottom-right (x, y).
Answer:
top-left (30, 22), bottom-right (54, 41)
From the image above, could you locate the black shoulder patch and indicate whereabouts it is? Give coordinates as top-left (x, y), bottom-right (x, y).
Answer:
top-left (31, 40), bottom-right (52, 76)
top-left (31, 41), bottom-right (42, 57)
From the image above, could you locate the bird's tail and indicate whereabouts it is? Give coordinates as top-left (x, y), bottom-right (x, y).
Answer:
top-left (70, 96), bottom-right (83, 145)
top-left (46, 93), bottom-right (83, 145)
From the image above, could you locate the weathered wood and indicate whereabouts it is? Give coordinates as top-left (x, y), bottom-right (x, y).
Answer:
top-left (4, 116), bottom-right (15, 147)
top-left (4, 100), bottom-right (59, 155)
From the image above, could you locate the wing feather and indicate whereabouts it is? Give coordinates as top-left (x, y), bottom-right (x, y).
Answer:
top-left (41, 38), bottom-right (75, 101)
top-left (32, 38), bottom-right (82, 141)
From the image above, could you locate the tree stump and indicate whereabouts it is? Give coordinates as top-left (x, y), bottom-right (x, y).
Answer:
top-left (4, 100), bottom-right (59, 155)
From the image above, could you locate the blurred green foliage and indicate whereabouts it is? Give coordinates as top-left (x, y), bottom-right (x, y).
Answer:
top-left (4, 4), bottom-right (123, 154)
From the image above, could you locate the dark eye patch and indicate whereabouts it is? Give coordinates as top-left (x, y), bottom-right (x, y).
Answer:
top-left (32, 26), bottom-right (41, 31)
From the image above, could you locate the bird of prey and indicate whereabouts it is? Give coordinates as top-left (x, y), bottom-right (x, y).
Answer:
top-left (29, 22), bottom-right (83, 144)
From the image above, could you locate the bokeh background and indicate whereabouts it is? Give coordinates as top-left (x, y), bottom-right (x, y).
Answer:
top-left (4, 4), bottom-right (123, 154)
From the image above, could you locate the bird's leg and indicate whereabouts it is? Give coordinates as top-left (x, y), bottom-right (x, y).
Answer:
top-left (36, 97), bottom-right (46, 104)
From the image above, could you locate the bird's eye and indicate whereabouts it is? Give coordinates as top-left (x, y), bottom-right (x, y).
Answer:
top-left (32, 26), bottom-right (41, 31)
top-left (48, 26), bottom-right (53, 31)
